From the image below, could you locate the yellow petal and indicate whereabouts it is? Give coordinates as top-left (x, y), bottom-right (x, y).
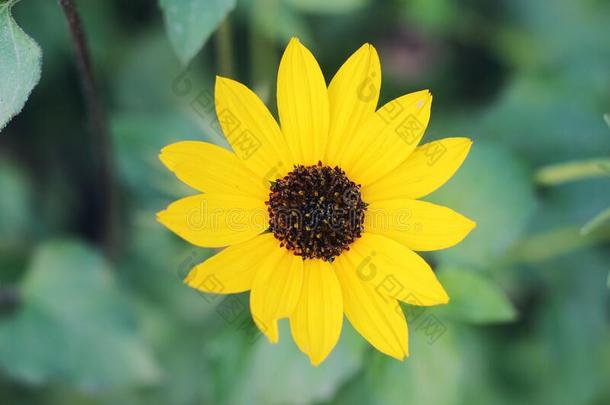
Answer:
top-left (157, 193), bottom-right (268, 248)
top-left (289, 259), bottom-right (343, 366)
top-left (277, 38), bottom-right (329, 165)
top-left (215, 76), bottom-right (293, 182)
top-left (364, 199), bottom-right (476, 251)
top-left (185, 233), bottom-right (279, 294)
top-left (325, 44), bottom-right (381, 165)
top-left (346, 233), bottom-right (449, 306)
top-left (250, 247), bottom-right (304, 343)
top-left (362, 137), bottom-right (472, 201)
top-left (339, 91), bottom-right (432, 185)
top-left (159, 141), bottom-right (267, 199)
top-left (333, 252), bottom-right (408, 360)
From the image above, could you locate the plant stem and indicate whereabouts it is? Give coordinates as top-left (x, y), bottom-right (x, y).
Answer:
top-left (249, 0), bottom-right (277, 99)
top-left (581, 207), bottom-right (610, 235)
top-left (215, 16), bottom-right (235, 77)
top-left (58, 0), bottom-right (117, 258)
top-left (0, 286), bottom-right (19, 314)
top-left (535, 158), bottom-right (610, 185)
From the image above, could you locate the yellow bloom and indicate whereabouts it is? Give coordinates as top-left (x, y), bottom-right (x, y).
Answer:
top-left (157, 38), bottom-right (475, 365)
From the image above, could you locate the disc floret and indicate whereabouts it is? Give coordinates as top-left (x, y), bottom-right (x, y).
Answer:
top-left (266, 162), bottom-right (367, 261)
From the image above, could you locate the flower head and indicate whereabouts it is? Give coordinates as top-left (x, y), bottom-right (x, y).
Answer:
top-left (158, 38), bottom-right (475, 365)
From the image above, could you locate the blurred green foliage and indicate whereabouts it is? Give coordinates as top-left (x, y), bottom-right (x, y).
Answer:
top-left (0, 0), bottom-right (609, 404)
top-left (0, 240), bottom-right (161, 390)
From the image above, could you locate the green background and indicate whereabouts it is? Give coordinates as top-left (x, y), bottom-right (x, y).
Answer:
top-left (1, 0), bottom-right (610, 403)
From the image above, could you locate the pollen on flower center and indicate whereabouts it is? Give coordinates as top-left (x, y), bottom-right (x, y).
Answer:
top-left (266, 162), bottom-right (367, 262)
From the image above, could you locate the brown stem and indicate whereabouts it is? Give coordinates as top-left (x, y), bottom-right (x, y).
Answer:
top-left (58, 0), bottom-right (117, 258)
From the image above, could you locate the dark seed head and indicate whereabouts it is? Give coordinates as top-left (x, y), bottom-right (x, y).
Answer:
top-left (266, 162), bottom-right (367, 262)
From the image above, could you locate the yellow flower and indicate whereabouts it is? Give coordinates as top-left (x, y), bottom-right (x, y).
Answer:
top-left (157, 38), bottom-right (475, 365)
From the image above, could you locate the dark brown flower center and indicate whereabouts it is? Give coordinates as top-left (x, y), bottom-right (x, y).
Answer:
top-left (266, 162), bottom-right (367, 262)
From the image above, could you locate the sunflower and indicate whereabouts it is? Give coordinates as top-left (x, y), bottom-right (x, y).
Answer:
top-left (158, 38), bottom-right (475, 365)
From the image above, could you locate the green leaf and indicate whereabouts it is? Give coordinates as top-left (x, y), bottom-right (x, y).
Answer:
top-left (435, 267), bottom-right (517, 324)
top-left (429, 141), bottom-right (538, 267)
top-left (0, 0), bottom-right (42, 132)
top-left (0, 240), bottom-right (161, 391)
top-left (159, 0), bottom-right (236, 65)
top-left (230, 322), bottom-right (365, 404)
top-left (604, 113), bottom-right (610, 128)
top-left (285, 0), bottom-right (368, 14)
